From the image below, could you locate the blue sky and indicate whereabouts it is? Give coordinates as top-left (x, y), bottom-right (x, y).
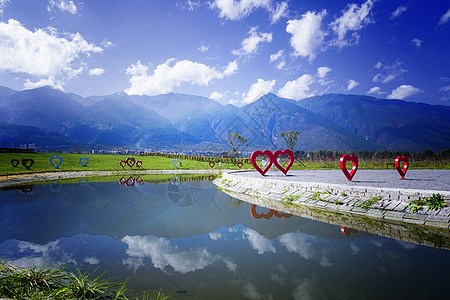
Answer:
top-left (0, 0), bottom-right (449, 106)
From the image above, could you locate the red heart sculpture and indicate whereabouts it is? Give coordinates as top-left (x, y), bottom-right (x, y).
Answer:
top-left (125, 176), bottom-right (135, 187)
top-left (11, 159), bottom-right (19, 167)
top-left (21, 185), bottom-right (33, 193)
top-left (126, 157), bottom-right (136, 168)
top-left (139, 151), bottom-right (144, 156)
top-left (209, 161), bottom-right (215, 168)
top-left (119, 160), bottom-right (126, 168)
top-left (250, 150), bottom-right (274, 176)
top-left (119, 177), bottom-right (126, 184)
top-left (22, 159), bottom-right (34, 170)
top-left (272, 210), bottom-right (293, 218)
top-left (272, 149), bottom-right (295, 175)
top-left (341, 226), bottom-right (358, 235)
top-left (136, 161), bottom-right (143, 168)
top-left (250, 204), bottom-right (274, 219)
top-left (135, 176), bottom-right (144, 185)
top-left (236, 162), bottom-right (243, 168)
top-left (395, 156), bottom-right (408, 179)
top-left (340, 155), bottom-right (358, 181)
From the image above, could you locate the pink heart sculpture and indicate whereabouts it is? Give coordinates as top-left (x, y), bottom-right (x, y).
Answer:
top-left (250, 150), bottom-right (274, 176)
top-left (22, 159), bottom-right (34, 170)
top-left (340, 155), bottom-right (358, 181)
top-left (119, 160), bottom-right (126, 168)
top-left (126, 157), bottom-right (136, 168)
top-left (395, 156), bottom-right (408, 179)
top-left (272, 149), bottom-right (295, 175)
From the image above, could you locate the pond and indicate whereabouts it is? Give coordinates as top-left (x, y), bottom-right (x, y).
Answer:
top-left (1, 175), bottom-right (450, 299)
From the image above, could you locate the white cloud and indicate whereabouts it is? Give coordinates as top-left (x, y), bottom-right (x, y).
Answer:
top-left (269, 50), bottom-right (286, 70)
top-left (372, 60), bottom-right (406, 83)
top-left (100, 39), bottom-right (114, 49)
top-left (88, 67), bottom-right (105, 76)
top-left (210, 0), bottom-right (270, 20)
top-left (209, 91), bottom-right (226, 101)
top-left (317, 66), bottom-right (332, 78)
top-left (24, 76), bottom-right (65, 90)
top-left (243, 228), bottom-right (276, 254)
top-left (125, 59), bottom-right (237, 96)
top-left (391, 5), bottom-right (407, 19)
top-left (232, 27), bottom-right (272, 56)
top-left (387, 84), bottom-right (421, 99)
top-left (367, 86), bottom-right (384, 95)
top-left (198, 44), bottom-right (209, 52)
top-left (83, 257), bottom-right (100, 265)
top-left (0, 19), bottom-right (101, 86)
top-left (346, 79), bottom-right (359, 90)
top-left (209, 232), bottom-right (223, 240)
top-left (411, 38), bottom-right (423, 48)
top-left (438, 8), bottom-right (450, 26)
top-left (0, 0), bottom-right (10, 18)
top-left (440, 85), bottom-right (450, 92)
top-left (286, 10), bottom-right (326, 61)
top-left (122, 235), bottom-right (235, 274)
top-left (48, 0), bottom-right (78, 14)
top-left (330, 0), bottom-right (375, 47)
top-left (270, 1), bottom-right (288, 24)
top-left (278, 74), bottom-right (314, 100)
top-left (242, 79), bottom-right (276, 104)
top-left (177, 0), bottom-right (200, 11)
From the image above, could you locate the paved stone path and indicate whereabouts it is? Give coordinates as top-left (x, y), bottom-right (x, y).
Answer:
top-left (214, 170), bottom-right (450, 230)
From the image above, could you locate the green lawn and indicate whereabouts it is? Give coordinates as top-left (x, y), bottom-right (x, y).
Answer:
top-left (1, 153), bottom-right (448, 176)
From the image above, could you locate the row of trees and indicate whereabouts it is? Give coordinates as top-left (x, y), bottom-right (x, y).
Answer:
top-left (226, 130), bottom-right (449, 161)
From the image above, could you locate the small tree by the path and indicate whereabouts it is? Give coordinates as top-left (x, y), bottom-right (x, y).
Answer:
top-left (227, 133), bottom-right (247, 158)
top-left (281, 130), bottom-right (300, 151)
top-left (281, 130), bottom-right (305, 166)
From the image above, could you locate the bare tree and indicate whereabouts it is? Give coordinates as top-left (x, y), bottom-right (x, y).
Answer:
top-left (281, 130), bottom-right (300, 151)
top-left (227, 133), bottom-right (247, 158)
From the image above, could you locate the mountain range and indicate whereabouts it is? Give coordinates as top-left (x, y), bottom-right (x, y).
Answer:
top-left (1, 85), bottom-right (449, 153)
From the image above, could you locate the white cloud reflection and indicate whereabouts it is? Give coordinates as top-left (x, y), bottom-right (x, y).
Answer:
top-left (121, 235), bottom-right (236, 274)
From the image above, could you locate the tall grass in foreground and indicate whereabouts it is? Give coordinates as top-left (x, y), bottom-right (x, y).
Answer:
top-left (0, 260), bottom-right (172, 299)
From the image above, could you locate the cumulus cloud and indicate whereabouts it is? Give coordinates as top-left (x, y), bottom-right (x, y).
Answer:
top-left (242, 79), bottom-right (276, 104)
top-left (125, 59), bottom-right (237, 96)
top-left (278, 74), bottom-right (314, 100)
top-left (232, 27), bottom-right (272, 56)
top-left (391, 5), bottom-right (407, 19)
top-left (367, 86), bottom-right (384, 95)
top-left (330, 0), bottom-right (375, 47)
top-left (271, 1), bottom-right (289, 24)
top-left (242, 228), bottom-right (276, 254)
top-left (286, 10), bottom-right (326, 61)
top-left (24, 76), bottom-right (65, 90)
top-left (317, 66), bottom-right (332, 78)
top-left (269, 49), bottom-right (286, 70)
top-left (210, 0), bottom-right (270, 20)
top-left (411, 38), bottom-right (423, 48)
top-left (47, 0), bottom-right (78, 14)
top-left (438, 8), bottom-right (450, 26)
top-left (0, 19), bottom-right (101, 88)
top-left (346, 79), bottom-right (359, 90)
top-left (387, 84), bottom-right (421, 99)
top-left (88, 68), bottom-right (105, 76)
top-left (372, 60), bottom-right (407, 83)
top-left (122, 235), bottom-right (236, 274)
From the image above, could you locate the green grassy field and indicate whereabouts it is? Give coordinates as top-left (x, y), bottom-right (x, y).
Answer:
top-left (0, 153), bottom-right (448, 176)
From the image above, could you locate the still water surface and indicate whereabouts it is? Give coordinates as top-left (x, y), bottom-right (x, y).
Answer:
top-left (1, 176), bottom-right (450, 299)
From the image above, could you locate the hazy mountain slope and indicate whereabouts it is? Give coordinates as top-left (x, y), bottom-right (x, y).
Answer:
top-left (296, 94), bottom-right (450, 152)
top-left (0, 123), bottom-right (74, 147)
top-left (3, 86), bottom-right (84, 132)
top-left (236, 93), bottom-right (375, 151)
